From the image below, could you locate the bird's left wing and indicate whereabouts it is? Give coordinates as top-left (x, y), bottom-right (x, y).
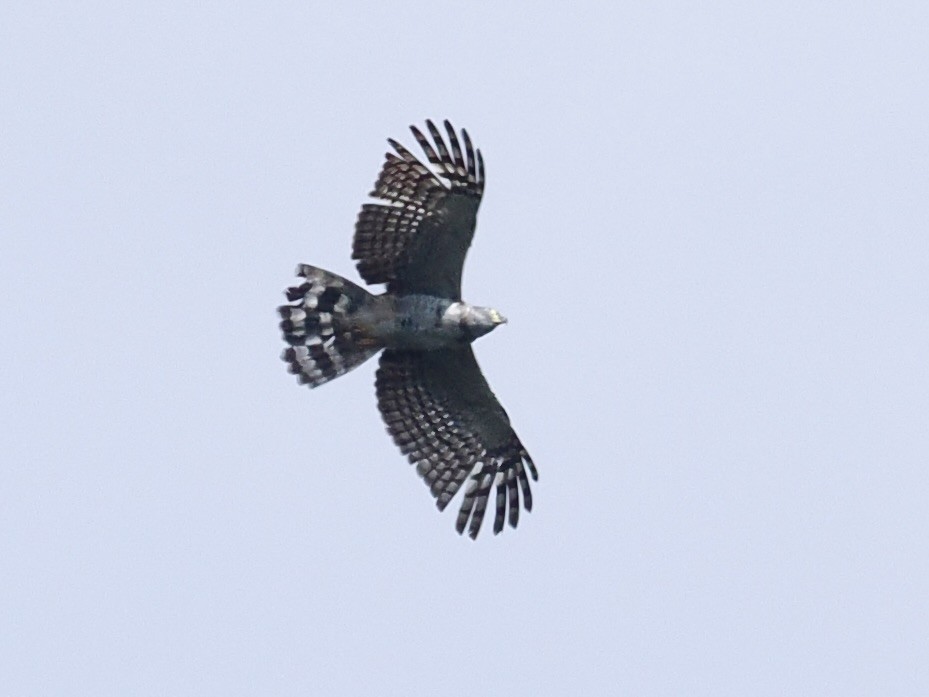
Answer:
top-left (375, 347), bottom-right (537, 538)
top-left (352, 120), bottom-right (484, 300)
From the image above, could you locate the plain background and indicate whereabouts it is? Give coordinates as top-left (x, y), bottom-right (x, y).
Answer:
top-left (2, 2), bottom-right (927, 695)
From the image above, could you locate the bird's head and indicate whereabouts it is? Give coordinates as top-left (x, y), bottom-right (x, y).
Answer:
top-left (444, 302), bottom-right (507, 341)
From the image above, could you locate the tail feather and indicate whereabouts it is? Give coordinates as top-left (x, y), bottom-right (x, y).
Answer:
top-left (279, 264), bottom-right (380, 388)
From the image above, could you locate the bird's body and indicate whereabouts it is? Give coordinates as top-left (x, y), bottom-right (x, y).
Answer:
top-left (357, 293), bottom-right (505, 350)
top-left (278, 120), bottom-right (537, 538)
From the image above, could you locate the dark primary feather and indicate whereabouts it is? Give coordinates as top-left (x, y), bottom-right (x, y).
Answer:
top-left (375, 347), bottom-right (537, 539)
top-left (352, 120), bottom-right (485, 300)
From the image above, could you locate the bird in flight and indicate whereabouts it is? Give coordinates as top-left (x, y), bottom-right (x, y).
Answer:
top-left (278, 120), bottom-right (537, 538)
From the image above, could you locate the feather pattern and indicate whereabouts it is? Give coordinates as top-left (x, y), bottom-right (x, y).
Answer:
top-left (278, 264), bottom-right (379, 388)
top-left (352, 120), bottom-right (484, 299)
top-left (375, 348), bottom-right (537, 538)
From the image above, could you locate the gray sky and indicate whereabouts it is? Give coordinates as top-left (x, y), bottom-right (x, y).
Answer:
top-left (2, 2), bottom-right (928, 695)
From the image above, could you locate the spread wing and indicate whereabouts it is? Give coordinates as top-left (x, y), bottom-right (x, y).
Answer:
top-left (352, 120), bottom-right (485, 300)
top-left (375, 347), bottom-right (538, 539)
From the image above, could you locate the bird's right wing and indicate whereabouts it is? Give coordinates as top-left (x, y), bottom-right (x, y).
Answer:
top-left (375, 347), bottom-right (537, 539)
top-left (352, 120), bottom-right (484, 300)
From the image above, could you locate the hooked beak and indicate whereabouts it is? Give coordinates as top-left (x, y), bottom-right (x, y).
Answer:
top-left (491, 310), bottom-right (508, 325)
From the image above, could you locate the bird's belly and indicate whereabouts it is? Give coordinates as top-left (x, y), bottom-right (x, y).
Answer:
top-left (356, 294), bottom-right (465, 350)
top-left (380, 312), bottom-right (465, 350)
top-left (383, 326), bottom-right (464, 350)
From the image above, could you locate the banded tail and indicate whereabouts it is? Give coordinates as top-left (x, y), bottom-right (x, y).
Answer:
top-left (278, 264), bottom-right (380, 387)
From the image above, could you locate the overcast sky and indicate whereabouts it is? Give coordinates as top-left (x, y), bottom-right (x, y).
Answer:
top-left (2, 2), bottom-right (928, 695)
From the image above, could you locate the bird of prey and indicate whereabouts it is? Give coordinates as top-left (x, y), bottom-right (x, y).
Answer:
top-left (278, 120), bottom-right (537, 539)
